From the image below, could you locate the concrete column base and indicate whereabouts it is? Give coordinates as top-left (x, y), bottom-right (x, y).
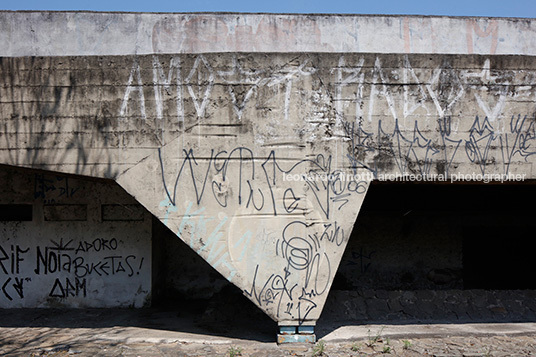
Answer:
top-left (277, 326), bottom-right (316, 344)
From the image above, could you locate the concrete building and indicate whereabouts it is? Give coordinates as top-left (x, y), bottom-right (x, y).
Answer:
top-left (1, 11), bottom-right (535, 342)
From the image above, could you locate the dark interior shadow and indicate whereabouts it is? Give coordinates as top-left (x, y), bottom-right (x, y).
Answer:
top-left (315, 289), bottom-right (536, 340)
top-left (316, 180), bottom-right (536, 339)
top-left (0, 285), bottom-right (277, 343)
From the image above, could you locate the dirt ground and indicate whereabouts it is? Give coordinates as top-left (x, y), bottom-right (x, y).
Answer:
top-left (10, 335), bottom-right (536, 356)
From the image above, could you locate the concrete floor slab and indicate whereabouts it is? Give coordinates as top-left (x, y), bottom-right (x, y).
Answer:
top-left (1, 308), bottom-right (535, 356)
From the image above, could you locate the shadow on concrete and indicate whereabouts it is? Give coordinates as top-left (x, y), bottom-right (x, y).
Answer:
top-left (316, 288), bottom-right (536, 339)
top-left (2, 288), bottom-right (536, 347)
top-left (0, 286), bottom-right (277, 344)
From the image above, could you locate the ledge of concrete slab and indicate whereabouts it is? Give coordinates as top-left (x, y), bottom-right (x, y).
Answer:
top-left (2, 11), bottom-right (536, 56)
top-left (319, 322), bottom-right (536, 343)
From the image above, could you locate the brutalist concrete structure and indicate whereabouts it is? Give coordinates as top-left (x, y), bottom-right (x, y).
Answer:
top-left (1, 11), bottom-right (535, 342)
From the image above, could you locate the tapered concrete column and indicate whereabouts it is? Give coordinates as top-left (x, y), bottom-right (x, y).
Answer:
top-left (117, 130), bottom-right (371, 328)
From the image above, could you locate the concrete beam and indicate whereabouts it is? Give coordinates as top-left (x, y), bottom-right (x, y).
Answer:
top-left (1, 11), bottom-right (535, 56)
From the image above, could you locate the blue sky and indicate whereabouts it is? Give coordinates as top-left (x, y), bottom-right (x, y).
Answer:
top-left (0, 0), bottom-right (535, 18)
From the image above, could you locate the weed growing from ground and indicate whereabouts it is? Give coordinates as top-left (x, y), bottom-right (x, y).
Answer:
top-left (366, 326), bottom-right (385, 347)
top-left (312, 339), bottom-right (326, 356)
top-left (228, 346), bottom-right (242, 357)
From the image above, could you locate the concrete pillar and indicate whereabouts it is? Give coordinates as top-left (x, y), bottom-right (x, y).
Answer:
top-left (116, 129), bottom-right (371, 328)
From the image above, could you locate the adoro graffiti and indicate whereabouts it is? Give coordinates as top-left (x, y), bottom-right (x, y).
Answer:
top-left (0, 170), bottom-right (151, 308)
top-left (0, 237), bottom-right (147, 307)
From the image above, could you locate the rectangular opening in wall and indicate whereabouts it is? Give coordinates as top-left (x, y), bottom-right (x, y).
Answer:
top-left (0, 204), bottom-right (33, 221)
top-left (44, 204), bottom-right (87, 221)
top-left (102, 204), bottom-right (144, 221)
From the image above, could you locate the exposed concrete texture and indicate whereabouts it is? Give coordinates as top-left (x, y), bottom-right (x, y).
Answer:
top-left (2, 54), bottom-right (535, 178)
top-left (1, 12), bottom-right (536, 56)
top-left (1, 12), bottom-right (536, 327)
top-left (1, 52), bottom-right (536, 324)
top-left (0, 166), bottom-right (151, 308)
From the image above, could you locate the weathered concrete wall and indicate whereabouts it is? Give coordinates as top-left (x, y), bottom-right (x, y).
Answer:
top-left (2, 54), bottom-right (535, 178)
top-left (1, 52), bottom-right (535, 325)
top-left (1, 11), bottom-right (535, 328)
top-left (0, 166), bottom-right (151, 308)
top-left (1, 12), bottom-right (535, 56)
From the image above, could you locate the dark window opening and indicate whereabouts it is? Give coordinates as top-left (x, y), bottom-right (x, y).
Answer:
top-left (0, 204), bottom-right (33, 221)
top-left (340, 181), bottom-right (536, 291)
top-left (463, 226), bottom-right (534, 290)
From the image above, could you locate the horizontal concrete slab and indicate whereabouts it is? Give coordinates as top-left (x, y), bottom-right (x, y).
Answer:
top-left (1, 11), bottom-right (535, 56)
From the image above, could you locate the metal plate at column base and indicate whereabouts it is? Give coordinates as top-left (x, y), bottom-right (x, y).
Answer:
top-left (277, 333), bottom-right (316, 344)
